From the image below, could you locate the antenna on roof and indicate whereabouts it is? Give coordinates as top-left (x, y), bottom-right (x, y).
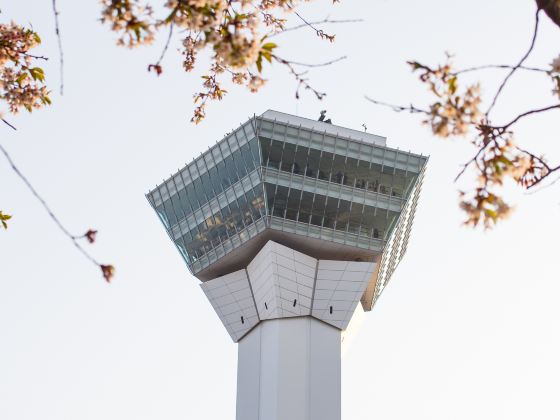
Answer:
top-left (362, 124), bottom-right (367, 132)
top-left (319, 110), bottom-right (332, 124)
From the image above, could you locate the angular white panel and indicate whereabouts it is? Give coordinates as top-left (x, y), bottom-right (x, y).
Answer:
top-left (312, 261), bottom-right (376, 330)
top-left (247, 241), bottom-right (317, 320)
top-left (201, 269), bottom-right (259, 342)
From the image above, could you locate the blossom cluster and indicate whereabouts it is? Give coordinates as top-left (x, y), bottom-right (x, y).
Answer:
top-left (0, 22), bottom-right (50, 116)
top-left (409, 59), bottom-right (482, 138)
top-left (100, 0), bottom-right (155, 47)
top-left (100, 0), bottom-right (316, 122)
top-left (410, 57), bottom-right (555, 229)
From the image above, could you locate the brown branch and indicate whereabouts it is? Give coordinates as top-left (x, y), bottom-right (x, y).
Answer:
top-left (280, 55), bottom-right (347, 68)
top-left (21, 52), bottom-right (49, 61)
top-left (269, 17), bottom-right (362, 37)
top-left (274, 55), bottom-right (327, 100)
top-left (291, 11), bottom-right (336, 41)
top-left (52, 0), bottom-right (64, 95)
top-left (498, 104), bottom-right (560, 130)
top-left (364, 96), bottom-right (431, 115)
top-left (454, 64), bottom-right (548, 75)
top-left (486, 9), bottom-right (541, 116)
top-left (153, 22), bottom-right (174, 68)
top-left (1, 118), bottom-right (17, 130)
top-left (0, 142), bottom-right (113, 281)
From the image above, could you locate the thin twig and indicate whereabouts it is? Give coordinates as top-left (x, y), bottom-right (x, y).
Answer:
top-left (274, 55), bottom-right (326, 100)
top-left (0, 142), bottom-right (112, 277)
top-left (155, 22), bottom-right (174, 66)
top-left (52, 0), bottom-right (64, 95)
top-left (281, 55), bottom-right (347, 68)
top-left (269, 17), bottom-right (362, 37)
top-left (292, 11), bottom-right (336, 41)
top-left (486, 9), bottom-right (541, 116)
top-left (21, 52), bottom-right (49, 61)
top-left (1, 118), bottom-right (17, 130)
top-left (454, 64), bottom-right (548, 75)
top-left (364, 96), bottom-right (431, 115)
top-left (498, 104), bottom-right (560, 130)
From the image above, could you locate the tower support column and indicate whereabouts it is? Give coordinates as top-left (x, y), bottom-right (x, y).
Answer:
top-left (236, 317), bottom-right (341, 420)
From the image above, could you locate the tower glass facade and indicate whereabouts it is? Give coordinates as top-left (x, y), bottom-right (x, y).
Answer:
top-left (147, 110), bottom-right (427, 307)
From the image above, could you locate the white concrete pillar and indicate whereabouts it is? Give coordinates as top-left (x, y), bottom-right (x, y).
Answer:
top-left (236, 317), bottom-right (341, 420)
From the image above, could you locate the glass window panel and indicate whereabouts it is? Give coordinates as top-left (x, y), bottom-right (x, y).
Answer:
top-left (385, 210), bottom-right (399, 239)
top-left (201, 172), bottom-right (214, 200)
top-left (171, 194), bottom-right (184, 220)
top-left (237, 195), bottom-right (253, 227)
top-left (361, 205), bottom-right (376, 238)
top-left (356, 160), bottom-right (370, 190)
top-left (221, 205), bottom-right (236, 237)
top-left (258, 137), bottom-right (270, 166)
top-left (306, 148), bottom-right (320, 178)
top-left (217, 160), bottom-right (230, 190)
top-left (380, 165), bottom-right (394, 195)
top-left (293, 146), bottom-right (308, 176)
top-left (318, 152), bottom-right (333, 182)
top-left (233, 149), bottom-right (247, 179)
top-left (348, 203), bottom-right (363, 234)
top-left (323, 197), bottom-right (338, 229)
top-left (193, 178), bottom-right (206, 206)
top-left (311, 194), bottom-right (326, 226)
top-left (254, 186), bottom-right (265, 218)
top-left (367, 163), bottom-right (382, 192)
top-left (280, 142), bottom-right (296, 173)
top-left (345, 157), bottom-right (359, 187)
top-left (241, 143), bottom-right (255, 172)
top-left (163, 199), bottom-right (177, 225)
top-left (209, 209), bottom-right (226, 245)
top-left (332, 155), bottom-right (346, 184)
top-left (209, 166), bottom-right (222, 195)
top-left (225, 155), bottom-right (238, 185)
top-left (268, 140), bottom-right (283, 169)
top-left (286, 188), bottom-right (301, 221)
top-left (298, 191), bottom-right (313, 224)
top-left (335, 200), bottom-right (350, 232)
top-left (272, 185), bottom-right (288, 218)
top-left (185, 183), bottom-right (199, 209)
top-left (373, 208), bottom-right (387, 239)
top-left (156, 205), bottom-right (169, 228)
top-left (265, 183), bottom-right (275, 215)
top-left (229, 200), bottom-right (245, 231)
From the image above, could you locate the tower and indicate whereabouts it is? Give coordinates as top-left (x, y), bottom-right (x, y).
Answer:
top-left (146, 110), bottom-right (427, 420)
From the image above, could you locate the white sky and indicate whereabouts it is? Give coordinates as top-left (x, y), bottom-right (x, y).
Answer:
top-left (1, 1), bottom-right (560, 419)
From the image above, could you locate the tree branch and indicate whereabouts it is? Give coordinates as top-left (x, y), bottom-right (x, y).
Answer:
top-left (498, 104), bottom-right (560, 130)
top-left (280, 55), bottom-right (347, 68)
top-left (486, 9), bottom-right (541, 116)
top-left (0, 142), bottom-right (113, 281)
top-left (454, 64), bottom-right (548, 75)
top-left (52, 0), bottom-right (64, 95)
top-left (364, 96), bottom-right (431, 115)
top-left (269, 17), bottom-right (362, 37)
top-left (1, 118), bottom-right (17, 130)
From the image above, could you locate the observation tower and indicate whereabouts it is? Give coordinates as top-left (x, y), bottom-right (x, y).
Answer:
top-left (146, 110), bottom-right (427, 420)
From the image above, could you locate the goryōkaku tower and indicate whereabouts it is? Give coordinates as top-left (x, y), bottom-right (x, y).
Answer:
top-left (146, 110), bottom-right (427, 420)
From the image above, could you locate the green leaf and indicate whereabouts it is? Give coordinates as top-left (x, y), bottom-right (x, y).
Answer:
top-left (29, 67), bottom-right (45, 82)
top-left (256, 55), bottom-right (263, 73)
top-left (448, 76), bottom-right (458, 94)
top-left (33, 32), bottom-right (41, 44)
top-left (262, 50), bottom-right (272, 63)
top-left (16, 73), bottom-right (28, 84)
top-left (261, 42), bottom-right (277, 51)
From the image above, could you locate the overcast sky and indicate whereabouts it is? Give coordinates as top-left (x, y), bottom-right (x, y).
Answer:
top-left (1, 1), bottom-right (560, 419)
